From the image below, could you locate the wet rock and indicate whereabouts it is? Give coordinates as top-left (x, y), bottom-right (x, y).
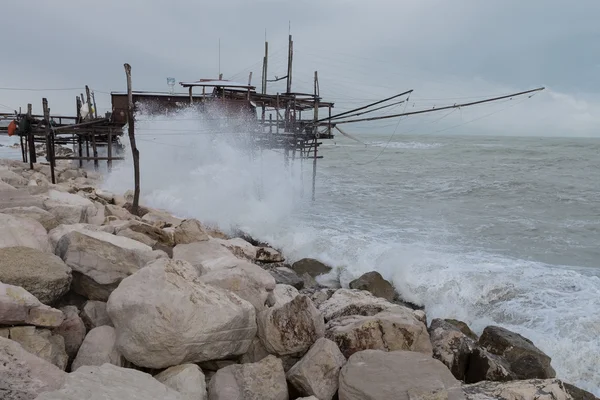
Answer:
top-left (462, 379), bottom-right (580, 400)
top-left (105, 204), bottom-right (136, 220)
top-left (56, 229), bottom-right (164, 301)
top-left (445, 319), bottom-right (478, 340)
top-left (155, 364), bottom-right (207, 400)
top-left (428, 318), bottom-right (477, 381)
top-left (291, 258), bottom-right (332, 277)
top-left (286, 338), bottom-right (346, 400)
top-left (142, 209), bottom-right (184, 227)
top-left (326, 310), bottom-right (432, 358)
top-left (318, 288), bottom-right (409, 321)
top-left (348, 271), bottom-right (396, 302)
top-left (4, 325), bottom-right (68, 370)
top-left (479, 325), bottom-right (556, 379)
top-left (0, 205), bottom-right (59, 231)
top-left (199, 260), bottom-right (276, 311)
top-left (54, 306), bottom-right (86, 360)
top-left (0, 212), bottom-right (52, 252)
top-left (80, 300), bottom-right (113, 330)
top-left (208, 355), bottom-right (288, 400)
top-left (258, 295), bottom-right (325, 356)
top-left (267, 266), bottom-right (304, 289)
top-left (465, 347), bottom-right (517, 383)
top-left (256, 246), bottom-right (284, 263)
top-left (301, 273), bottom-right (321, 289)
top-left (302, 288), bottom-right (337, 308)
top-left (71, 325), bottom-right (123, 371)
top-left (339, 350), bottom-right (465, 400)
top-left (0, 336), bottom-right (66, 400)
top-left (0, 282), bottom-right (65, 327)
top-left (0, 246), bottom-right (71, 305)
top-left (267, 284), bottom-right (299, 308)
top-left (213, 237), bottom-right (257, 260)
top-left (36, 363), bottom-right (184, 400)
top-left (174, 218), bottom-right (210, 244)
top-left (107, 258), bottom-right (256, 368)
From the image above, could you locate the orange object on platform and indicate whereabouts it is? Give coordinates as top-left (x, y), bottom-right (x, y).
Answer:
top-left (7, 120), bottom-right (17, 136)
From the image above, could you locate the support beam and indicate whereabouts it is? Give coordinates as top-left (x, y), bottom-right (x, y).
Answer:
top-left (42, 98), bottom-right (55, 184)
top-left (124, 63), bottom-right (140, 215)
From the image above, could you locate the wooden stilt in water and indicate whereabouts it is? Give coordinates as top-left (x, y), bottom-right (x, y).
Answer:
top-left (124, 63), bottom-right (140, 215)
top-left (91, 129), bottom-right (98, 170)
top-left (312, 71), bottom-right (319, 201)
top-left (42, 98), bottom-right (55, 184)
top-left (27, 104), bottom-right (36, 169)
top-left (107, 129), bottom-right (113, 171)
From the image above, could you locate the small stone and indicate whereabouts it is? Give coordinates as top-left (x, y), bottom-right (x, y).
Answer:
top-left (268, 266), bottom-right (304, 289)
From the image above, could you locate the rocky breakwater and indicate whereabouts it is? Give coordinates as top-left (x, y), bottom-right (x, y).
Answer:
top-left (0, 158), bottom-right (597, 400)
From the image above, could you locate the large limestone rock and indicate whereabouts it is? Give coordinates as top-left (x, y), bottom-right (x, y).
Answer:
top-left (0, 282), bottom-right (65, 327)
top-left (0, 336), bottom-right (66, 400)
top-left (105, 204), bottom-right (136, 220)
top-left (465, 347), bottom-right (517, 384)
top-left (268, 266), bottom-right (304, 289)
top-left (56, 229), bottom-right (164, 301)
top-left (291, 258), bottom-right (332, 277)
top-left (348, 271), bottom-right (396, 302)
top-left (107, 258), bottom-right (256, 368)
top-left (339, 350), bottom-right (465, 400)
top-left (0, 246), bottom-right (72, 305)
top-left (429, 318), bottom-right (477, 381)
top-left (463, 379), bottom-right (580, 400)
top-left (256, 247), bottom-right (284, 263)
top-left (48, 223), bottom-right (114, 251)
top-left (199, 261), bottom-right (276, 311)
top-left (0, 206), bottom-right (59, 231)
top-left (0, 213), bottom-right (52, 252)
top-left (54, 306), bottom-right (86, 360)
top-left (0, 180), bottom-right (16, 190)
top-left (257, 295), bottom-right (325, 356)
top-left (42, 189), bottom-right (98, 225)
top-left (173, 239), bottom-right (240, 272)
top-left (326, 310), bottom-right (432, 358)
top-left (286, 338), bottom-right (346, 400)
top-left (0, 168), bottom-right (28, 187)
top-left (318, 289), bottom-right (408, 321)
top-left (174, 219), bottom-right (210, 244)
top-left (267, 284), bottom-right (299, 308)
top-left (71, 325), bottom-right (123, 371)
top-left (80, 300), bottom-right (112, 330)
top-left (142, 209), bottom-right (184, 227)
top-left (4, 326), bottom-right (68, 370)
top-left (115, 220), bottom-right (175, 247)
top-left (154, 364), bottom-right (207, 400)
top-left (35, 363), bottom-right (185, 400)
top-left (213, 237), bottom-right (258, 259)
top-left (208, 355), bottom-right (288, 400)
top-left (479, 325), bottom-right (556, 379)
top-left (240, 336), bottom-right (270, 364)
top-left (0, 186), bottom-right (46, 211)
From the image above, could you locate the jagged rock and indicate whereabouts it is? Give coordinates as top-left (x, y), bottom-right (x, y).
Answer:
top-left (56, 229), bottom-right (164, 301)
top-left (339, 350), bottom-right (465, 400)
top-left (117, 227), bottom-right (157, 246)
top-left (213, 237), bottom-right (257, 259)
top-left (48, 223), bottom-right (115, 251)
top-left (115, 220), bottom-right (175, 247)
top-left (267, 284), bottom-right (299, 308)
top-left (80, 300), bottom-right (112, 330)
top-left (462, 379), bottom-right (581, 400)
top-left (0, 212), bottom-right (52, 252)
top-left (268, 266), bottom-right (304, 289)
top-left (199, 260), bottom-right (276, 311)
top-left (428, 318), bottom-right (477, 381)
top-left (71, 325), bottom-right (123, 371)
top-left (291, 258), bottom-right (332, 277)
top-left (445, 319), bottom-right (478, 340)
top-left (465, 347), bottom-right (517, 383)
top-left (42, 189), bottom-right (98, 225)
top-left (36, 363), bottom-right (184, 400)
top-left (257, 295), bottom-right (325, 356)
top-left (173, 219), bottom-right (209, 244)
top-left (208, 355), bottom-right (288, 400)
top-left (563, 383), bottom-right (600, 400)
top-left (155, 364), bottom-right (208, 400)
top-left (256, 247), bottom-right (284, 263)
top-left (54, 306), bottom-right (86, 360)
top-left (173, 239), bottom-right (242, 272)
top-left (318, 288), bottom-right (409, 321)
top-left (0, 282), bottom-right (65, 327)
top-left (0, 168), bottom-right (28, 187)
top-left (348, 271), bottom-right (396, 302)
top-left (0, 246), bottom-right (71, 305)
top-left (0, 206), bottom-right (59, 231)
top-left (479, 325), bottom-right (556, 379)
top-left (141, 209), bottom-right (184, 227)
top-left (0, 180), bottom-right (16, 190)
top-left (240, 337), bottom-right (270, 364)
top-left (413, 309), bottom-right (428, 325)
top-left (302, 288), bottom-right (337, 308)
top-left (0, 336), bottom-right (66, 400)
top-left (0, 186), bottom-right (46, 211)
top-left (107, 258), bottom-right (256, 368)
top-left (4, 326), bottom-right (68, 370)
top-left (326, 310), bottom-right (432, 358)
top-left (287, 338), bottom-right (346, 400)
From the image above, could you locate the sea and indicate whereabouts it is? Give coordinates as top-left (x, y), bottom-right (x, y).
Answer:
top-left (2, 112), bottom-right (599, 394)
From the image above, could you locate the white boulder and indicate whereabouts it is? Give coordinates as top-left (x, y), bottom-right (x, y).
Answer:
top-left (0, 213), bottom-right (52, 252)
top-left (72, 325), bottom-right (123, 371)
top-left (0, 282), bottom-right (65, 327)
top-left (154, 364), bottom-right (207, 400)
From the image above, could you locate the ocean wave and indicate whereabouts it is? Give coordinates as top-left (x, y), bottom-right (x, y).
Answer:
top-left (367, 141), bottom-right (444, 149)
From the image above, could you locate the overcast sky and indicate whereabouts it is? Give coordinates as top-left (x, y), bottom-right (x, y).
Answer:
top-left (2, 0), bottom-right (599, 136)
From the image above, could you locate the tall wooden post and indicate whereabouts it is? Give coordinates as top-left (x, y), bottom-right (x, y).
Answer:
top-left (27, 104), bottom-right (36, 169)
top-left (76, 97), bottom-right (83, 167)
top-left (124, 63), bottom-right (140, 215)
top-left (107, 129), bottom-right (113, 171)
top-left (91, 91), bottom-right (98, 118)
top-left (261, 41), bottom-right (268, 94)
top-left (286, 35), bottom-right (293, 94)
top-left (91, 128), bottom-right (98, 170)
top-left (189, 87), bottom-right (193, 104)
top-left (247, 72), bottom-right (253, 100)
top-left (276, 94), bottom-right (280, 134)
top-left (85, 86), bottom-right (93, 120)
top-left (42, 98), bottom-right (56, 184)
top-left (312, 71), bottom-right (319, 201)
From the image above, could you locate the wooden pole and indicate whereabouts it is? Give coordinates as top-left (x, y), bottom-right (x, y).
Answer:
top-left (27, 104), bottom-right (36, 169)
top-left (85, 86), bottom-right (93, 121)
top-left (312, 71), bottom-right (319, 201)
top-left (189, 87), bottom-right (193, 104)
top-left (42, 98), bottom-right (55, 184)
top-left (91, 91), bottom-right (98, 118)
top-left (276, 93), bottom-right (280, 134)
top-left (262, 41), bottom-right (268, 94)
top-left (91, 129), bottom-right (98, 170)
top-left (124, 63), bottom-right (140, 215)
top-left (107, 129), bottom-right (113, 170)
top-left (286, 35), bottom-right (293, 94)
top-left (76, 97), bottom-right (83, 167)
